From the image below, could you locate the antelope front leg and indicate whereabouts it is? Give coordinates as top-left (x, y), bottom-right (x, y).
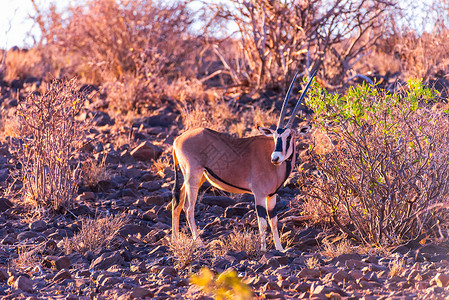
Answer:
top-left (267, 194), bottom-right (284, 251)
top-left (255, 195), bottom-right (268, 251)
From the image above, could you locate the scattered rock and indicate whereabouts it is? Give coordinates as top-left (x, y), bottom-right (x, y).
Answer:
top-left (130, 141), bottom-right (163, 161)
top-left (90, 251), bottom-right (124, 270)
top-left (53, 269), bottom-right (72, 282)
top-left (29, 220), bottom-right (47, 232)
top-left (43, 256), bottom-right (71, 271)
top-left (14, 276), bottom-right (34, 292)
top-left (0, 198), bottom-right (13, 212)
top-left (434, 273), bottom-right (449, 288)
top-left (132, 286), bottom-right (153, 298)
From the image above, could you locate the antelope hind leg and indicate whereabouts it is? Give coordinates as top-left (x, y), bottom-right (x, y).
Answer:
top-left (184, 173), bottom-right (206, 245)
top-left (172, 185), bottom-right (186, 239)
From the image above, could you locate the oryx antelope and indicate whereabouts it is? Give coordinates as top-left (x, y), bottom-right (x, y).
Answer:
top-left (172, 71), bottom-right (316, 251)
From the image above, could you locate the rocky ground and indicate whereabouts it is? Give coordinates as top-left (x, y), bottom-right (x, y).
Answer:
top-left (0, 79), bottom-right (448, 299)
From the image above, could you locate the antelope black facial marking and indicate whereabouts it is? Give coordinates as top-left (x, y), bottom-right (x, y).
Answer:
top-left (256, 205), bottom-right (267, 219)
top-left (274, 137), bottom-right (283, 152)
top-left (276, 128), bottom-right (286, 134)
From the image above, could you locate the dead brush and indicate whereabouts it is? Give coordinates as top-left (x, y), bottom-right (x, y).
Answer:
top-left (389, 258), bottom-right (405, 278)
top-left (11, 78), bottom-right (89, 212)
top-left (81, 156), bottom-right (110, 188)
top-left (63, 212), bottom-right (128, 255)
top-left (13, 243), bottom-right (44, 272)
top-left (214, 228), bottom-right (262, 260)
top-left (305, 256), bottom-right (321, 269)
top-left (168, 230), bottom-right (203, 270)
top-left (153, 156), bottom-right (170, 179)
top-left (4, 48), bottom-right (42, 81)
top-left (320, 236), bottom-right (355, 259)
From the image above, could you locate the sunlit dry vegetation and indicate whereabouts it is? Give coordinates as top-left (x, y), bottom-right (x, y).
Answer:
top-left (0, 0), bottom-right (448, 283)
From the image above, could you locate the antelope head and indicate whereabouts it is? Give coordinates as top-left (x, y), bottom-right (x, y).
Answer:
top-left (259, 71), bottom-right (316, 165)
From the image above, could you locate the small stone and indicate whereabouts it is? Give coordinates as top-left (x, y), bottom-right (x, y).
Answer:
top-left (297, 268), bottom-right (320, 279)
top-left (17, 231), bottom-right (40, 241)
top-left (101, 277), bottom-right (123, 286)
top-left (158, 266), bottom-right (177, 277)
top-left (415, 281), bottom-right (430, 289)
top-left (345, 259), bottom-right (368, 270)
top-left (331, 270), bottom-right (352, 284)
top-left (130, 261), bottom-right (147, 273)
top-left (434, 273), bottom-right (449, 288)
top-left (76, 192), bottom-right (95, 201)
top-left (262, 281), bottom-right (282, 291)
top-left (0, 198), bottom-right (13, 212)
top-left (130, 141), bottom-right (163, 161)
top-left (139, 181), bottom-right (162, 192)
top-left (29, 220), bottom-right (47, 232)
top-left (14, 276), bottom-right (34, 292)
top-left (348, 269), bottom-right (363, 280)
top-left (90, 251), bottom-right (124, 270)
top-left (53, 269), bottom-right (72, 282)
top-left (131, 286), bottom-right (153, 298)
top-left (224, 206), bottom-right (248, 218)
top-left (43, 256), bottom-right (71, 271)
top-left (0, 268), bottom-right (7, 281)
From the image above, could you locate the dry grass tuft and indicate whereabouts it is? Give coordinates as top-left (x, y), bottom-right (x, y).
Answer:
top-left (81, 156), bottom-right (110, 188)
top-left (216, 228), bottom-right (262, 260)
top-left (168, 231), bottom-right (203, 270)
top-left (63, 213), bottom-right (128, 255)
top-left (320, 236), bottom-right (355, 259)
top-left (4, 49), bottom-right (42, 81)
top-left (389, 259), bottom-right (405, 278)
top-left (298, 195), bottom-right (334, 226)
top-left (13, 244), bottom-right (44, 271)
top-left (305, 256), bottom-right (321, 269)
top-left (153, 156), bottom-right (170, 179)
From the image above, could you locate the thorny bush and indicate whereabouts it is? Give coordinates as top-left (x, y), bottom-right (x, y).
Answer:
top-left (303, 80), bottom-right (449, 246)
top-left (13, 78), bottom-right (87, 213)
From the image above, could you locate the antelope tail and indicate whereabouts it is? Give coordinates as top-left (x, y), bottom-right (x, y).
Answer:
top-left (171, 150), bottom-right (181, 210)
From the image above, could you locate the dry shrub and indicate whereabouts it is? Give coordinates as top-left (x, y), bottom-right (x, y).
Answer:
top-left (81, 156), bottom-right (110, 188)
top-left (178, 90), bottom-right (278, 138)
top-left (392, 30), bottom-right (449, 81)
top-left (216, 228), bottom-right (262, 259)
top-left (13, 244), bottom-right (44, 271)
top-left (0, 113), bottom-right (23, 138)
top-left (32, 0), bottom-right (202, 112)
top-left (389, 259), bottom-right (405, 277)
top-left (153, 156), bottom-right (170, 179)
top-left (304, 81), bottom-right (449, 246)
top-left (209, 0), bottom-right (397, 88)
top-left (168, 231), bottom-right (203, 270)
top-left (63, 213), bottom-right (128, 255)
top-left (297, 195), bottom-right (333, 226)
top-left (305, 256), bottom-right (321, 269)
top-left (4, 48), bottom-right (42, 81)
top-left (11, 78), bottom-right (88, 212)
top-left (320, 237), bottom-right (354, 259)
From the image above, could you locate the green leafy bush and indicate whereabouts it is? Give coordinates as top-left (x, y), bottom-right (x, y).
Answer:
top-left (303, 81), bottom-right (449, 245)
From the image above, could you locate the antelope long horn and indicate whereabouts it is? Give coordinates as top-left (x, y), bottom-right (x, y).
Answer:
top-left (285, 69), bottom-right (317, 128)
top-left (277, 71), bottom-right (300, 129)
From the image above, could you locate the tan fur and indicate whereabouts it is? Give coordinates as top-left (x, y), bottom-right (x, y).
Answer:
top-left (172, 127), bottom-right (311, 251)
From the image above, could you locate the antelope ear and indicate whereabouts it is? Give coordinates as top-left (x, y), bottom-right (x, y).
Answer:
top-left (298, 125), bottom-right (311, 135)
top-left (258, 126), bottom-right (274, 137)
